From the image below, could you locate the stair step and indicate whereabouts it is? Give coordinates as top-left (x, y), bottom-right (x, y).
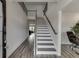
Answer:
top-left (37, 31), bottom-right (49, 33)
top-left (37, 27), bottom-right (48, 28)
top-left (37, 28), bottom-right (48, 29)
top-left (37, 45), bottom-right (55, 48)
top-left (38, 19), bottom-right (46, 23)
top-left (37, 29), bottom-right (49, 31)
top-left (37, 34), bottom-right (51, 36)
top-left (38, 19), bottom-right (45, 20)
top-left (37, 23), bottom-right (46, 24)
top-left (38, 48), bottom-right (56, 51)
top-left (38, 43), bottom-right (54, 46)
top-left (37, 30), bottom-right (49, 32)
top-left (37, 23), bottom-right (47, 26)
top-left (36, 51), bottom-right (57, 55)
top-left (37, 21), bottom-right (46, 22)
top-left (38, 26), bottom-right (48, 27)
top-left (37, 24), bottom-right (47, 26)
top-left (37, 36), bottom-right (51, 37)
top-left (37, 30), bottom-right (48, 31)
top-left (37, 37), bottom-right (51, 39)
top-left (37, 33), bottom-right (50, 34)
top-left (37, 41), bottom-right (54, 43)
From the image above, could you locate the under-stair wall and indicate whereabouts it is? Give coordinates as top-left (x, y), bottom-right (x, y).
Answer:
top-left (43, 15), bottom-right (58, 55)
top-left (45, 2), bottom-right (61, 56)
top-left (6, 2), bottom-right (29, 57)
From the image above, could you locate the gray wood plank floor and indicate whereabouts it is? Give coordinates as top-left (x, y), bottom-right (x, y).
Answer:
top-left (9, 39), bottom-right (33, 58)
top-left (61, 44), bottom-right (79, 58)
top-left (9, 40), bottom-right (79, 58)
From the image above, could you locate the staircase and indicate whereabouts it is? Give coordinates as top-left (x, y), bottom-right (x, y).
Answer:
top-left (35, 17), bottom-right (57, 57)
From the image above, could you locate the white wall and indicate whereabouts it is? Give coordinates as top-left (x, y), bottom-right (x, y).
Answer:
top-left (62, 12), bottom-right (79, 32)
top-left (57, 0), bottom-right (73, 10)
top-left (0, 1), bottom-right (2, 58)
top-left (61, 12), bottom-right (79, 44)
top-left (6, 1), bottom-right (29, 57)
top-left (46, 1), bottom-right (77, 55)
top-left (46, 2), bottom-right (58, 33)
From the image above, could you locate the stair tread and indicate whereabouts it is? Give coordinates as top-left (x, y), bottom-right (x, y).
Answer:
top-left (37, 33), bottom-right (50, 34)
top-left (37, 39), bottom-right (52, 41)
top-left (37, 31), bottom-right (49, 33)
top-left (37, 34), bottom-right (51, 35)
top-left (37, 36), bottom-right (51, 37)
top-left (37, 27), bottom-right (48, 28)
top-left (37, 45), bottom-right (55, 48)
top-left (37, 30), bottom-right (49, 31)
top-left (36, 51), bottom-right (57, 55)
top-left (37, 37), bottom-right (51, 39)
top-left (38, 27), bottom-right (48, 29)
top-left (37, 41), bottom-right (53, 43)
top-left (38, 26), bottom-right (48, 27)
top-left (37, 29), bottom-right (49, 30)
top-left (38, 48), bottom-right (56, 51)
top-left (38, 43), bottom-right (54, 45)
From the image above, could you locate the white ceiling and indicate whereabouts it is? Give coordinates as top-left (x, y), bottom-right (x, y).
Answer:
top-left (63, 0), bottom-right (79, 13)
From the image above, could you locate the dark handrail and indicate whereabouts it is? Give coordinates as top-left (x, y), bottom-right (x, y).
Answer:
top-left (43, 2), bottom-right (57, 35)
top-left (44, 13), bottom-right (57, 35)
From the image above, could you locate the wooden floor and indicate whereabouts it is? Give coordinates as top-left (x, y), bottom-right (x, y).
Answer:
top-left (9, 39), bottom-right (33, 58)
top-left (9, 40), bottom-right (79, 58)
top-left (61, 44), bottom-right (79, 58)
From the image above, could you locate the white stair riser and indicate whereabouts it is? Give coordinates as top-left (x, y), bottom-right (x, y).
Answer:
top-left (37, 34), bottom-right (51, 36)
top-left (37, 37), bottom-right (51, 39)
top-left (37, 51), bottom-right (57, 55)
top-left (37, 31), bottom-right (49, 33)
top-left (37, 27), bottom-right (48, 28)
